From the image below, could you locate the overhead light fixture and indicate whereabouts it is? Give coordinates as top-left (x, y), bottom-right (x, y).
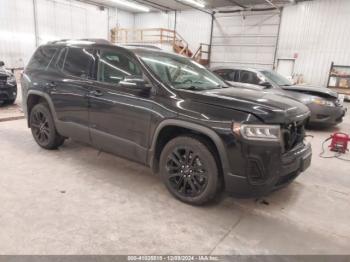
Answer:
top-left (181, 0), bottom-right (206, 9)
top-left (110, 0), bottom-right (150, 12)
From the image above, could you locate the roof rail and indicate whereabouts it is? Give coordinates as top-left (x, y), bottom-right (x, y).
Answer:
top-left (121, 44), bottom-right (162, 50)
top-left (48, 38), bottom-right (111, 45)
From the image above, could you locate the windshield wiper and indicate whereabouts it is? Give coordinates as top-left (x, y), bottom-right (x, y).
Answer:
top-left (177, 86), bottom-right (202, 91)
top-left (177, 85), bottom-right (228, 91)
top-left (187, 86), bottom-right (204, 91)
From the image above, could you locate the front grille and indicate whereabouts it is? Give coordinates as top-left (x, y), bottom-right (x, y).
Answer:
top-left (0, 75), bottom-right (7, 81)
top-left (316, 114), bottom-right (328, 119)
top-left (282, 121), bottom-right (305, 151)
top-left (0, 93), bottom-right (9, 100)
top-left (0, 75), bottom-right (7, 86)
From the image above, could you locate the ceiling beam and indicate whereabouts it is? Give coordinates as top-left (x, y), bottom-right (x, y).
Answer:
top-left (133, 0), bottom-right (176, 12)
top-left (174, 0), bottom-right (213, 15)
top-left (75, 0), bottom-right (114, 8)
top-left (227, 0), bottom-right (247, 8)
top-left (263, 0), bottom-right (281, 11)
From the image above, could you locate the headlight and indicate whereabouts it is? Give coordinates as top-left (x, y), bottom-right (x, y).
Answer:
top-left (312, 98), bottom-right (334, 107)
top-left (6, 75), bottom-right (16, 84)
top-left (232, 123), bottom-right (281, 141)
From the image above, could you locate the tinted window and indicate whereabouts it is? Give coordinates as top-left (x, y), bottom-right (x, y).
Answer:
top-left (239, 70), bottom-right (260, 85)
top-left (56, 48), bottom-right (68, 71)
top-left (140, 53), bottom-right (228, 90)
top-left (27, 46), bottom-right (58, 70)
top-left (62, 47), bottom-right (95, 78)
top-left (98, 50), bottom-right (142, 84)
top-left (214, 69), bottom-right (230, 80)
top-left (260, 70), bottom-right (292, 86)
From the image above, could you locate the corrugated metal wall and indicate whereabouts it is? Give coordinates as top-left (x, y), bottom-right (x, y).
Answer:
top-left (36, 0), bottom-right (108, 44)
top-left (277, 0), bottom-right (350, 86)
top-left (116, 9), bottom-right (135, 28)
top-left (175, 10), bottom-right (212, 52)
top-left (0, 0), bottom-right (36, 68)
top-left (0, 0), bottom-right (133, 68)
top-left (134, 12), bottom-right (174, 29)
top-left (134, 10), bottom-right (212, 53)
top-left (211, 10), bottom-right (281, 69)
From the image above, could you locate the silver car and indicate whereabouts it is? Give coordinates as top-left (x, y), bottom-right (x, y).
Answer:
top-left (212, 67), bottom-right (347, 126)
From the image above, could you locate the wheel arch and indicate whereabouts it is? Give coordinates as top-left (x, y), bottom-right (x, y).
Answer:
top-left (148, 120), bottom-right (230, 177)
top-left (26, 90), bottom-right (57, 127)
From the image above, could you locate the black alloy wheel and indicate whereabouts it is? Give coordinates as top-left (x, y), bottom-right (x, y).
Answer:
top-left (30, 103), bottom-right (65, 149)
top-left (166, 147), bottom-right (208, 198)
top-left (160, 136), bottom-right (220, 205)
top-left (31, 110), bottom-right (50, 144)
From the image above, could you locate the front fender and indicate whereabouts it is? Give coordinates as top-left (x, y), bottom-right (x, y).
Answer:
top-left (147, 119), bottom-right (231, 176)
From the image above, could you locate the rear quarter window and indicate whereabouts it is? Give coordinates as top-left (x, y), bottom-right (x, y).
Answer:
top-left (26, 46), bottom-right (58, 71)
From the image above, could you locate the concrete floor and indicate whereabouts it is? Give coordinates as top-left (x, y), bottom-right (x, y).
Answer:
top-left (0, 105), bottom-right (349, 255)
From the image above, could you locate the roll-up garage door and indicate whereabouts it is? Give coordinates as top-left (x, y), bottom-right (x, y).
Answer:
top-left (211, 10), bottom-right (281, 70)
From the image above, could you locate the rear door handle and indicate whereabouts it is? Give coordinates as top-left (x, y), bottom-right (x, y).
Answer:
top-left (46, 82), bottom-right (57, 90)
top-left (90, 90), bottom-right (104, 97)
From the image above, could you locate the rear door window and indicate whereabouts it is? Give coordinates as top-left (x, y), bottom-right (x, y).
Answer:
top-left (239, 70), bottom-right (260, 85)
top-left (26, 46), bottom-right (58, 71)
top-left (214, 69), bottom-right (238, 81)
top-left (61, 47), bottom-right (96, 79)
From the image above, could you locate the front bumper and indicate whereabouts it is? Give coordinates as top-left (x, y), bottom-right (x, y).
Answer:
top-left (224, 142), bottom-right (312, 197)
top-left (0, 84), bottom-right (17, 102)
top-left (308, 103), bottom-right (346, 125)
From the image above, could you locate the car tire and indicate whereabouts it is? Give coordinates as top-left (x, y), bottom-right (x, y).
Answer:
top-left (30, 103), bottom-right (65, 150)
top-left (159, 136), bottom-right (220, 205)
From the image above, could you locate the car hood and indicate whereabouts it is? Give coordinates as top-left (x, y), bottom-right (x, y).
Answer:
top-left (226, 81), bottom-right (322, 105)
top-left (281, 85), bottom-right (338, 99)
top-left (177, 87), bottom-right (310, 124)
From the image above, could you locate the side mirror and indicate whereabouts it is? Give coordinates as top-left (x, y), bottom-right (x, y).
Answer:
top-left (120, 76), bottom-right (152, 91)
top-left (259, 80), bottom-right (271, 87)
top-left (0, 61), bottom-right (4, 67)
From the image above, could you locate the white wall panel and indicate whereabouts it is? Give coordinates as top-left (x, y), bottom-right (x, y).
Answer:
top-left (134, 12), bottom-right (173, 29)
top-left (116, 9), bottom-right (135, 28)
top-left (36, 0), bottom-right (108, 44)
top-left (211, 10), bottom-right (281, 69)
top-left (176, 10), bottom-right (212, 52)
top-left (277, 0), bottom-right (350, 86)
top-left (0, 0), bottom-right (36, 68)
top-left (0, 0), bottom-right (134, 68)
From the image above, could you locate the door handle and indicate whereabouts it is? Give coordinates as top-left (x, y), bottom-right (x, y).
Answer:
top-left (90, 90), bottom-right (104, 97)
top-left (46, 82), bottom-right (57, 91)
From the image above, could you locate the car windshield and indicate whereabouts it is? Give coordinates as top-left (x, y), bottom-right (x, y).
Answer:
top-left (139, 52), bottom-right (228, 91)
top-left (260, 70), bottom-right (292, 86)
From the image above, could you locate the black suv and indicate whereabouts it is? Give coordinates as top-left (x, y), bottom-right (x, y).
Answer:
top-left (21, 40), bottom-right (312, 205)
top-left (0, 61), bottom-right (17, 104)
